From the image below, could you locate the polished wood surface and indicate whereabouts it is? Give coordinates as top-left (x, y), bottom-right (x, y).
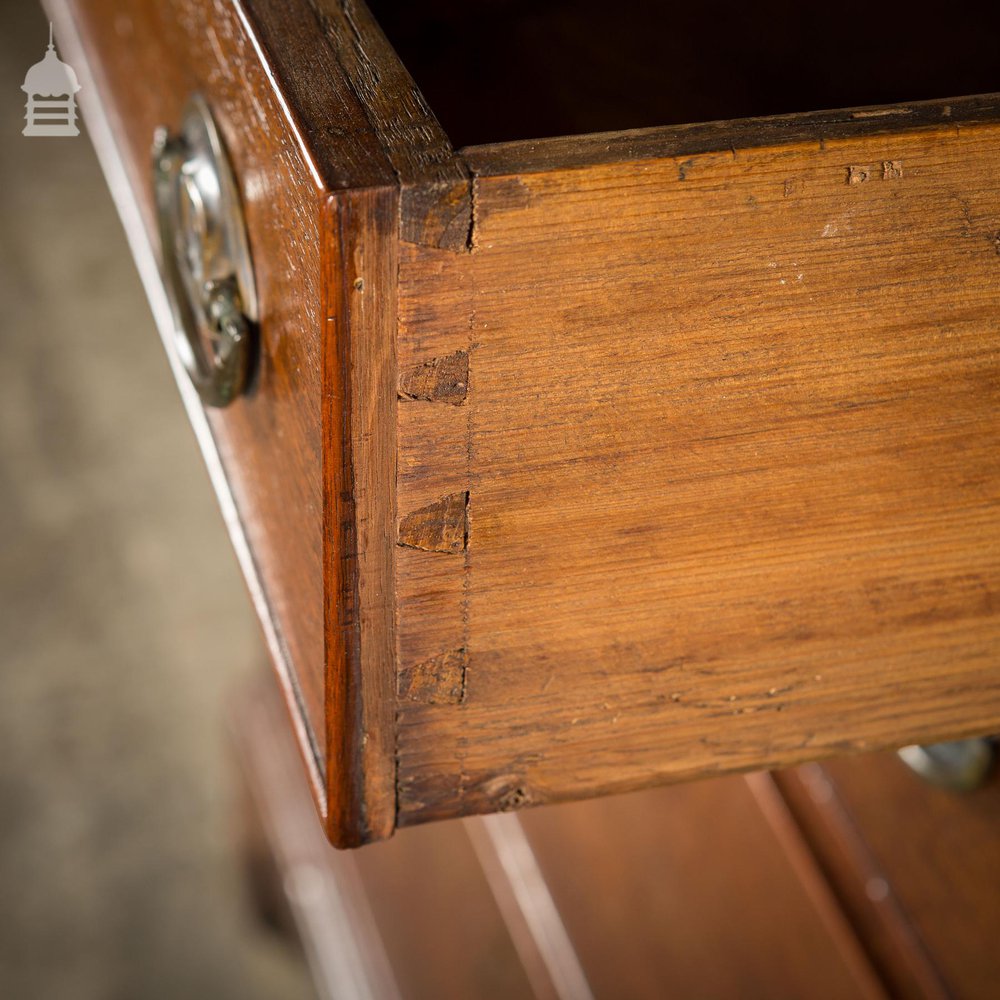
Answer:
top-left (61, 0), bottom-right (1000, 843)
top-left (515, 777), bottom-right (884, 999)
top-left (53, 0), bottom-right (362, 835)
top-left (321, 187), bottom-right (398, 842)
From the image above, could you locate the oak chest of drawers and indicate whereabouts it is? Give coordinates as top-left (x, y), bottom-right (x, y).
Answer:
top-left (52, 0), bottom-right (1000, 846)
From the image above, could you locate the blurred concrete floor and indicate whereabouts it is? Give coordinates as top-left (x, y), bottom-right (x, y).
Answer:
top-left (0, 4), bottom-right (314, 998)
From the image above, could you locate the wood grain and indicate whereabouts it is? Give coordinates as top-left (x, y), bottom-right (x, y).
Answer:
top-left (462, 94), bottom-right (1000, 176)
top-left (399, 350), bottom-right (469, 404)
top-left (397, 117), bottom-right (1000, 825)
top-left (306, 0), bottom-right (471, 249)
top-left (322, 187), bottom-right (398, 844)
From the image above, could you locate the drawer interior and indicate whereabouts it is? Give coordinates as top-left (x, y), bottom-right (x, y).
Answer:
top-left (366, 0), bottom-right (1000, 146)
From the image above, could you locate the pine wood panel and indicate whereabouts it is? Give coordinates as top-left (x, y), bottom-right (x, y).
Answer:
top-left (397, 118), bottom-right (1000, 825)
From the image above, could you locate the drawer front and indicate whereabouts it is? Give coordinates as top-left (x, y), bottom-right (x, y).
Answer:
top-left (50, 0), bottom-right (412, 844)
top-left (55, 0), bottom-right (325, 760)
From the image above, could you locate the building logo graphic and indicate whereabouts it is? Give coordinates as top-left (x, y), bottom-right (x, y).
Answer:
top-left (22, 24), bottom-right (80, 137)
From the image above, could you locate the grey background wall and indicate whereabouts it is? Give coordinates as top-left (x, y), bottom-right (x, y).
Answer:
top-left (0, 4), bottom-right (314, 997)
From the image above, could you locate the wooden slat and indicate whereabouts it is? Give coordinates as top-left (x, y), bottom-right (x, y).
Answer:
top-left (355, 821), bottom-right (537, 1000)
top-left (776, 753), bottom-right (1000, 998)
top-left (397, 114), bottom-right (1000, 825)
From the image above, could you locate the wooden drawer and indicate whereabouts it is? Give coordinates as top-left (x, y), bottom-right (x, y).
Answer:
top-left (51, 0), bottom-right (1000, 845)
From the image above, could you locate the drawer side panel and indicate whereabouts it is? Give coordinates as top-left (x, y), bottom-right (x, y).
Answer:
top-left (397, 119), bottom-right (1000, 824)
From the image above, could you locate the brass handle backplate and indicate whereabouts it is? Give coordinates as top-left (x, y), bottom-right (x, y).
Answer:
top-left (152, 94), bottom-right (257, 407)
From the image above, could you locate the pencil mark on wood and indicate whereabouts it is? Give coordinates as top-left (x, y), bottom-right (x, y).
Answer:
top-left (399, 349), bottom-right (469, 404)
top-left (398, 491), bottom-right (469, 553)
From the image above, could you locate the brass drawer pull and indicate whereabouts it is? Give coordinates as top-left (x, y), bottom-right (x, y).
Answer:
top-left (152, 95), bottom-right (257, 407)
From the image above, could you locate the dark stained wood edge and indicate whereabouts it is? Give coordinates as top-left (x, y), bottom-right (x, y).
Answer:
top-left (244, 0), bottom-right (470, 249)
top-left (245, 0), bottom-right (474, 247)
top-left (462, 93), bottom-right (1000, 176)
top-left (239, 0), bottom-right (395, 191)
top-left (322, 187), bottom-right (399, 847)
top-left (304, 0), bottom-right (463, 185)
top-left (304, 0), bottom-right (472, 249)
